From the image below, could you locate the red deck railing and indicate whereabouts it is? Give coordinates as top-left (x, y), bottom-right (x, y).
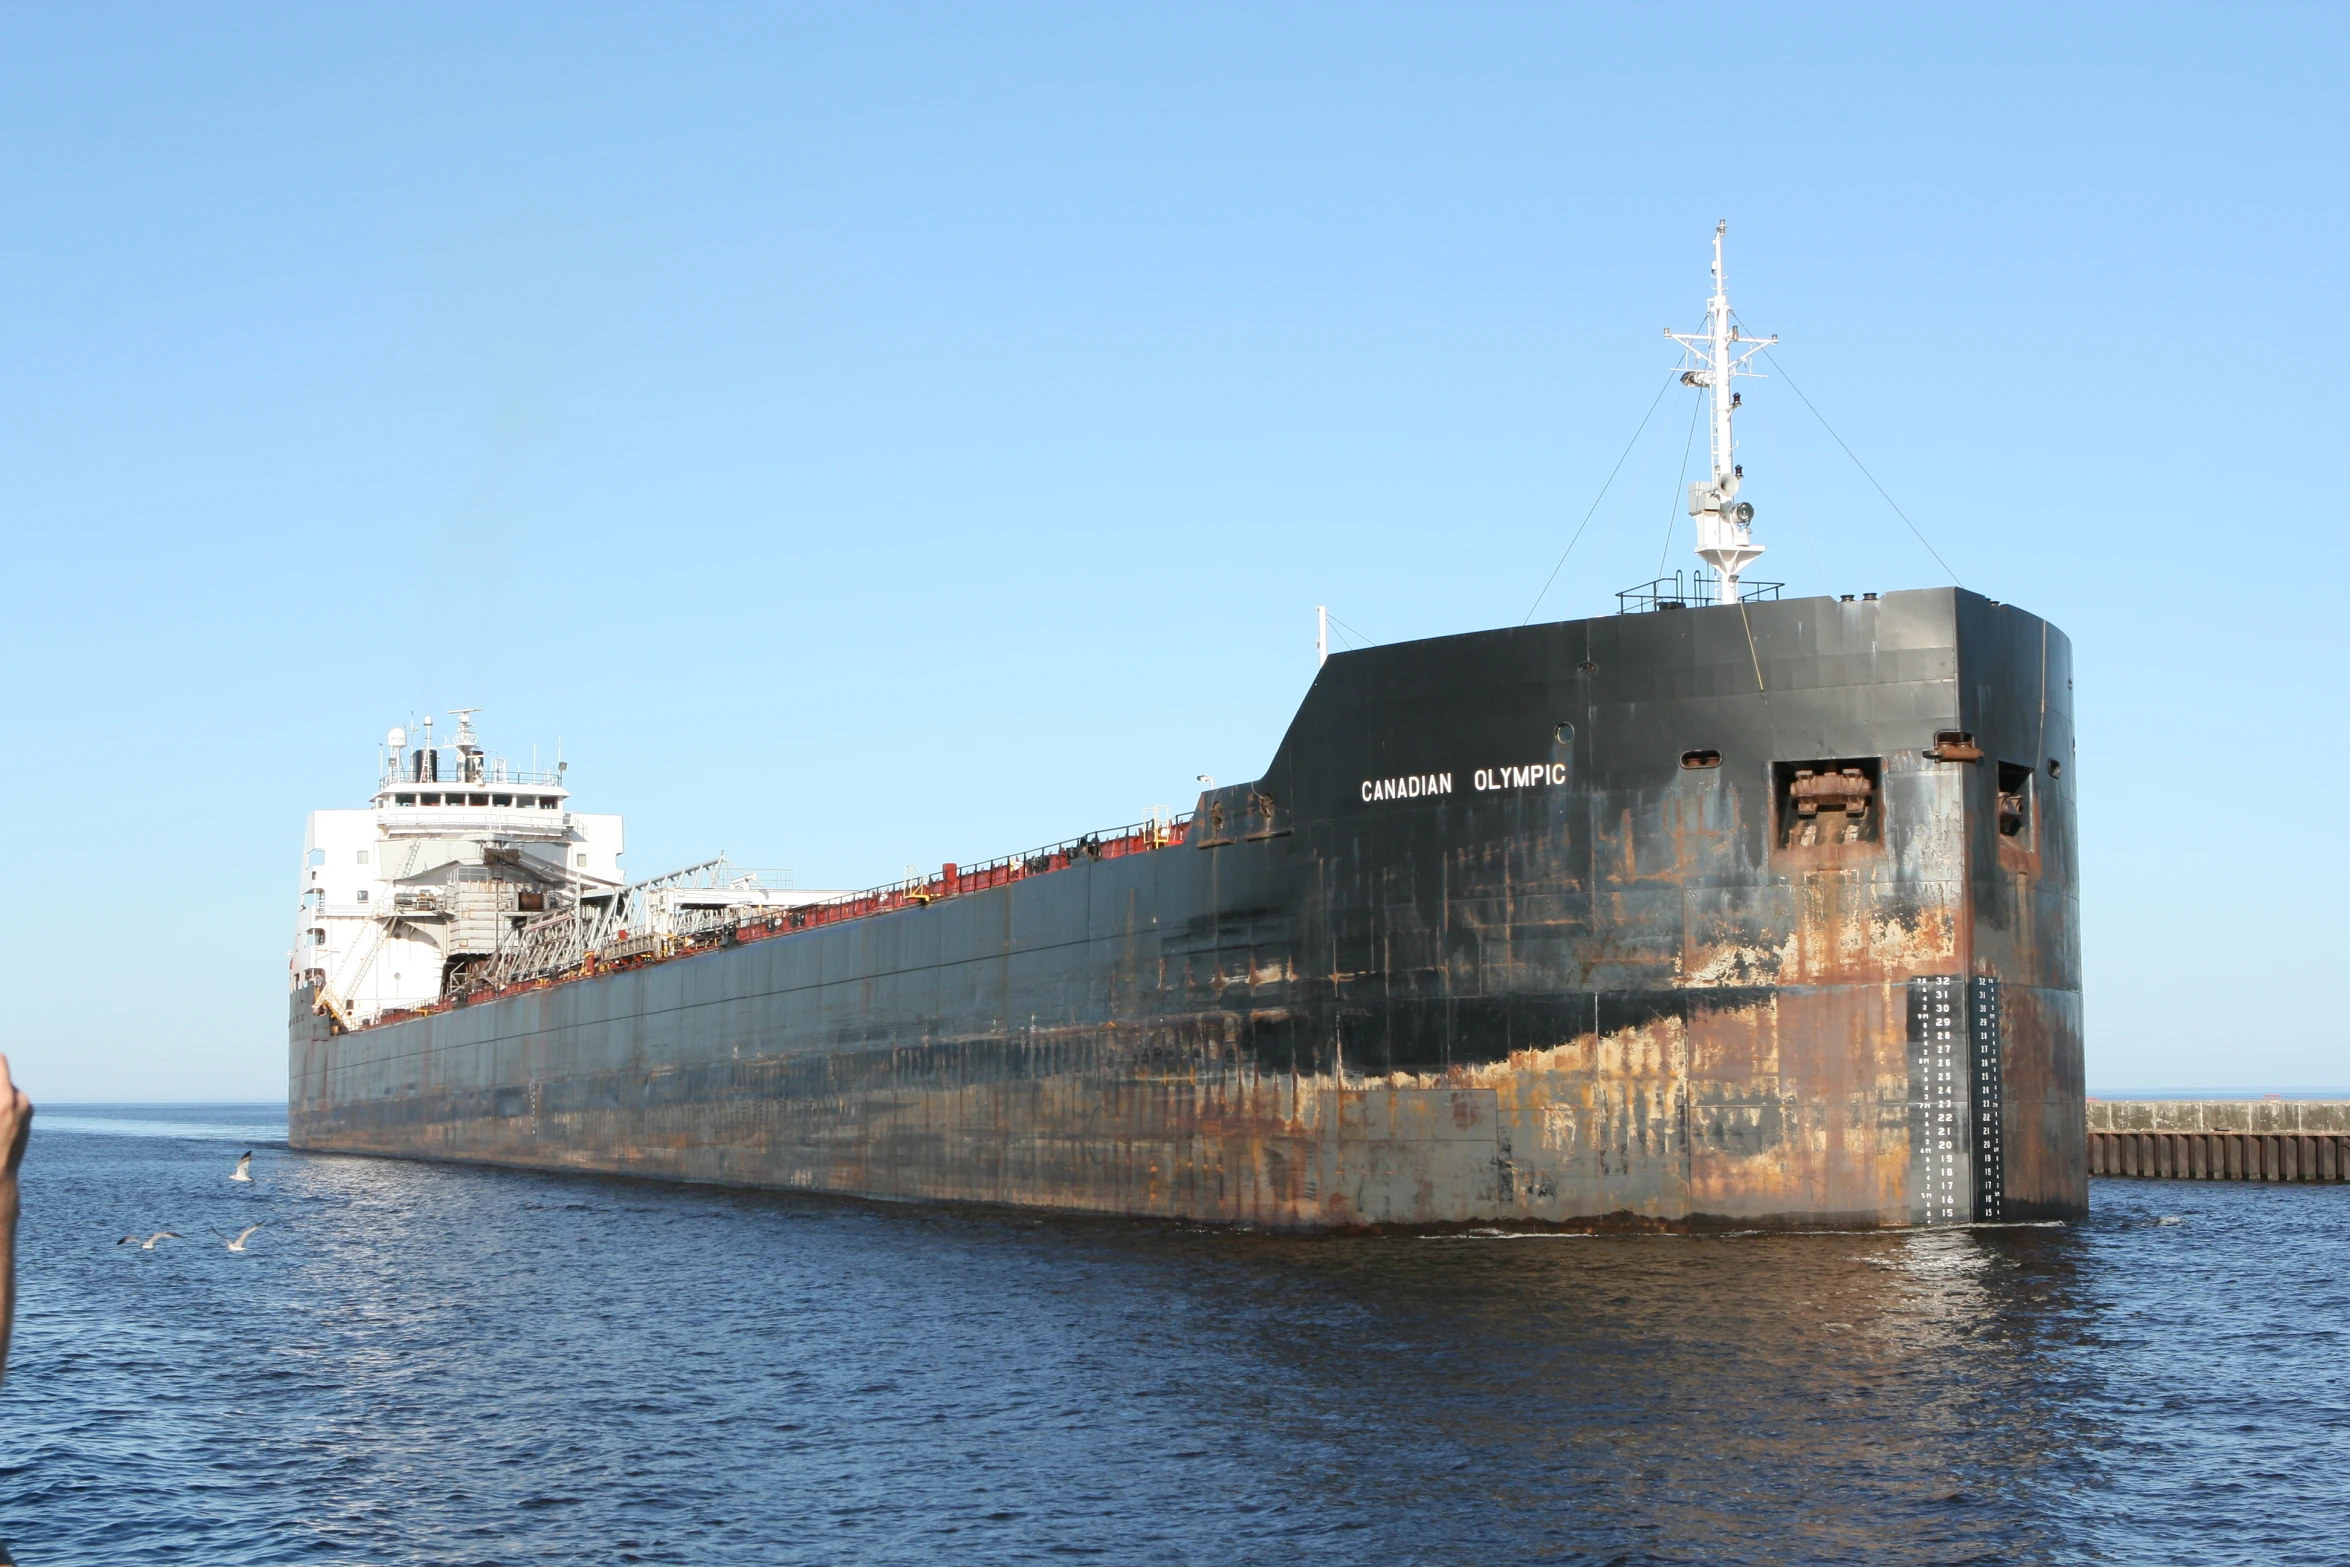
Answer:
top-left (733, 814), bottom-right (1191, 945)
top-left (369, 812), bottom-right (1194, 1025)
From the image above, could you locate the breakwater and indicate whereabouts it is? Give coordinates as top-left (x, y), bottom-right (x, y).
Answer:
top-left (2087, 1100), bottom-right (2348, 1182)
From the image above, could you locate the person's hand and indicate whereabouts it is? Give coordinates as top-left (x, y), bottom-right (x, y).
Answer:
top-left (0, 1056), bottom-right (29, 1181)
top-left (0, 1052), bottom-right (27, 1388)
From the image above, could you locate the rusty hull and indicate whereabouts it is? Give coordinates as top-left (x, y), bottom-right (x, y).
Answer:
top-left (292, 587), bottom-right (2085, 1229)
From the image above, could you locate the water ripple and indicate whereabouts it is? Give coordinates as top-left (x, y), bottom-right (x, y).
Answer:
top-left (4, 1105), bottom-right (2346, 1564)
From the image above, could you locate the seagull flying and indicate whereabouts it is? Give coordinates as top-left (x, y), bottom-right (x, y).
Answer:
top-left (220, 1223), bottom-right (264, 1252)
top-left (230, 1151), bottom-right (253, 1183)
top-left (118, 1232), bottom-right (181, 1250)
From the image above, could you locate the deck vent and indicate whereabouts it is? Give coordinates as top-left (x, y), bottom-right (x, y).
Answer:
top-left (1775, 758), bottom-right (1882, 849)
top-left (1680, 749), bottom-right (1722, 770)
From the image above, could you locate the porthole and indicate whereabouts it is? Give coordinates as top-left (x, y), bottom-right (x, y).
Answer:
top-left (1554, 723), bottom-right (1575, 745)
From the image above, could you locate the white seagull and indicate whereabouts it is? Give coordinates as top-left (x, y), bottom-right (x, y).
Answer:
top-left (118, 1232), bottom-right (181, 1250)
top-left (230, 1151), bottom-right (253, 1183)
top-left (220, 1223), bottom-right (264, 1252)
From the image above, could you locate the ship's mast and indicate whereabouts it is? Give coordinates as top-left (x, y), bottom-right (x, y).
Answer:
top-left (1666, 222), bottom-right (1776, 605)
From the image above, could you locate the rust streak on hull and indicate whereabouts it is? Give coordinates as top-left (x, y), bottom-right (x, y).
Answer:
top-left (294, 589), bottom-right (2086, 1231)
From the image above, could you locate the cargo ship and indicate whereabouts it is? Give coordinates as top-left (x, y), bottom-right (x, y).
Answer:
top-left (290, 228), bottom-right (2085, 1229)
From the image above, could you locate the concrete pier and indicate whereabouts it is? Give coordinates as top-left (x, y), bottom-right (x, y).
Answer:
top-left (2087, 1101), bottom-right (2350, 1183)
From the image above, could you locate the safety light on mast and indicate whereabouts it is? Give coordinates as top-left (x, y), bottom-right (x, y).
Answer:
top-left (1665, 221), bottom-right (1776, 605)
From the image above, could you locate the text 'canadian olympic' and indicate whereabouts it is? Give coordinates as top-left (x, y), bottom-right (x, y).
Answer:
top-left (1359, 763), bottom-right (1569, 803)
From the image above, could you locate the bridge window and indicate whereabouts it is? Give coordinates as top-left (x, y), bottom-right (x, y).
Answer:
top-left (395, 793), bottom-right (415, 806)
top-left (493, 794), bottom-right (512, 807)
top-left (309, 928), bottom-right (327, 945)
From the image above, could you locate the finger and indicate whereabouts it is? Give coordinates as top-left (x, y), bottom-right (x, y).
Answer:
top-left (0, 1054), bottom-right (13, 1098)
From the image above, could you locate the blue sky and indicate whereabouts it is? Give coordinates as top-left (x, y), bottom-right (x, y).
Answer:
top-left (1, 4), bottom-right (2341, 1098)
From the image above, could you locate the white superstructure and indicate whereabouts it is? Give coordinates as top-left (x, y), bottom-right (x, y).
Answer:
top-left (291, 711), bottom-right (624, 1027)
top-left (1666, 220), bottom-right (1778, 605)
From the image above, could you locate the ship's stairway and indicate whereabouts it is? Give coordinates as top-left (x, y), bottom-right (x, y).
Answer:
top-left (313, 984), bottom-right (355, 1033)
top-left (317, 918), bottom-right (390, 1030)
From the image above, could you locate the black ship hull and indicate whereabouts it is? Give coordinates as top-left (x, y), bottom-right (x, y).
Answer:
top-left (292, 588), bottom-right (2084, 1229)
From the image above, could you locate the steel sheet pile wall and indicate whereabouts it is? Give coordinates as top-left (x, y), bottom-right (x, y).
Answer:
top-left (2087, 1101), bottom-right (2350, 1182)
top-left (294, 588), bottom-right (2085, 1230)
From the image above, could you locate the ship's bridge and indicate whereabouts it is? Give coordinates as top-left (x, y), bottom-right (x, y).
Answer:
top-left (373, 780), bottom-right (574, 840)
top-left (375, 783), bottom-right (568, 808)
top-left (296, 709), bottom-right (624, 1029)
top-left (371, 709), bottom-right (573, 838)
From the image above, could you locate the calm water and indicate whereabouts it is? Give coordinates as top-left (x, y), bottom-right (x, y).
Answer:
top-left (5, 1106), bottom-right (2346, 1566)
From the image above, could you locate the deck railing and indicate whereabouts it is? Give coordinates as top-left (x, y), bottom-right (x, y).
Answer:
top-left (1615, 571), bottom-right (1784, 613)
top-left (366, 812), bottom-right (1193, 1026)
top-left (731, 814), bottom-right (1192, 943)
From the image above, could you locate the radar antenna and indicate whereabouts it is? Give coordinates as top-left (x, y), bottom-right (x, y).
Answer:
top-left (1665, 222), bottom-right (1777, 605)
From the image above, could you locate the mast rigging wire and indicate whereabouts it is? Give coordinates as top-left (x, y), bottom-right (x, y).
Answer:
top-left (1324, 611), bottom-right (1376, 649)
top-left (1755, 342), bottom-right (1964, 588)
top-left (1522, 372), bottom-right (1679, 624)
top-left (1746, 402), bottom-right (1833, 597)
top-left (1658, 388), bottom-right (1705, 576)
